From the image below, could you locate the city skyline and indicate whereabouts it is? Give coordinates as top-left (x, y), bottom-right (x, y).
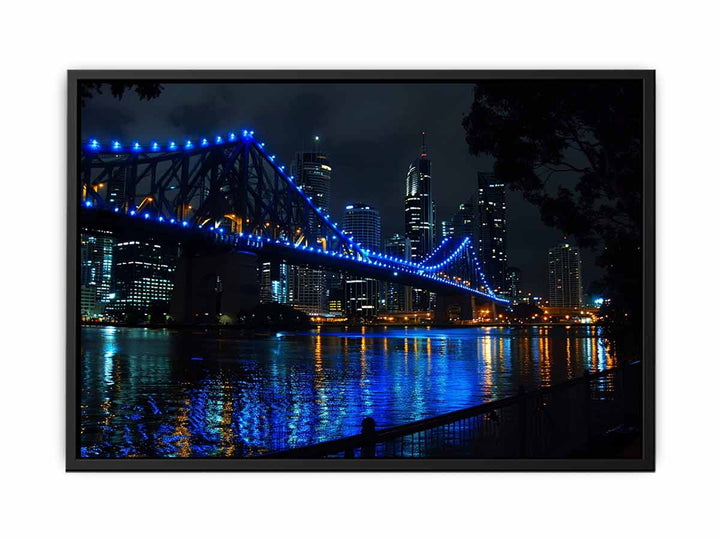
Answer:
top-left (81, 83), bottom-right (601, 294)
top-left (78, 129), bottom-right (593, 321)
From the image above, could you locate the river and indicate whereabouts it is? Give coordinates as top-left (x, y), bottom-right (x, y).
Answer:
top-left (79, 325), bottom-right (613, 457)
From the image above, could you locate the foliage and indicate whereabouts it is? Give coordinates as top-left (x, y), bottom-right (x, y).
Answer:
top-left (462, 80), bottom-right (644, 360)
top-left (79, 82), bottom-right (164, 106)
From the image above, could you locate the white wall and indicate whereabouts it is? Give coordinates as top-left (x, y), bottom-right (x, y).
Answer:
top-left (1, 1), bottom-right (717, 538)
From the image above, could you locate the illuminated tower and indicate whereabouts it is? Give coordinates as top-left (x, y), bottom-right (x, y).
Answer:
top-left (476, 172), bottom-right (508, 295)
top-left (383, 233), bottom-right (412, 312)
top-left (287, 144), bottom-right (332, 314)
top-left (404, 131), bottom-right (434, 311)
top-left (404, 131), bottom-right (434, 260)
top-left (548, 242), bottom-right (583, 308)
top-left (343, 203), bottom-right (381, 317)
top-left (79, 228), bottom-right (115, 319)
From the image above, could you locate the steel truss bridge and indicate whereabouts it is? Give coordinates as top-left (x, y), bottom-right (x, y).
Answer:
top-left (79, 130), bottom-right (509, 304)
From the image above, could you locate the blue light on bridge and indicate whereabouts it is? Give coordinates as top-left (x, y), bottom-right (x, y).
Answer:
top-left (130, 210), bottom-right (136, 216)
top-left (151, 142), bottom-right (160, 152)
top-left (88, 139), bottom-right (100, 151)
top-left (228, 132), bottom-right (236, 141)
top-left (169, 141), bottom-right (178, 150)
top-left (185, 140), bottom-right (194, 150)
top-left (132, 142), bottom-right (142, 152)
top-left (215, 136), bottom-right (223, 144)
top-left (112, 140), bottom-right (122, 151)
top-left (158, 216), bottom-right (164, 222)
top-left (144, 213), bottom-right (150, 219)
top-left (182, 221), bottom-right (188, 227)
top-left (114, 207), bottom-right (119, 212)
top-left (84, 200), bottom-right (92, 208)
top-left (200, 138), bottom-right (209, 147)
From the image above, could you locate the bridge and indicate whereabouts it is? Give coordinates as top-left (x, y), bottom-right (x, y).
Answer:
top-left (79, 129), bottom-right (509, 320)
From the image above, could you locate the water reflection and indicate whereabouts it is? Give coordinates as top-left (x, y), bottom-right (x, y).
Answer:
top-left (80, 325), bottom-right (610, 458)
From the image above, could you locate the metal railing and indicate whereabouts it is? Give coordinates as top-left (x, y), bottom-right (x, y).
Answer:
top-left (262, 362), bottom-right (641, 459)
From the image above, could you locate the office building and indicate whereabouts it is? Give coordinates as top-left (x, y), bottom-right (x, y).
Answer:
top-left (80, 228), bottom-right (115, 318)
top-left (404, 132), bottom-right (434, 260)
top-left (547, 242), bottom-right (583, 308)
top-left (107, 240), bottom-right (178, 321)
top-left (288, 149), bottom-right (333, 314)
top-left (383, 233), bottom-right (412, 312)
top-left (476, 172), bottom-right (508, 295)
top-left (343, 203), bottom-right (381, 317)
top-left (404, 132), bottom-right (434, 310)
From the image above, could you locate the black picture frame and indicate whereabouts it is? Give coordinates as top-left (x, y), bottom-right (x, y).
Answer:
top-left (67, 69), bottom-right (655, 472)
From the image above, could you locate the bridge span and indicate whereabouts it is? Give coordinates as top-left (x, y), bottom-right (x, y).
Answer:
top-left (79, 129), bottom-right (509, 318)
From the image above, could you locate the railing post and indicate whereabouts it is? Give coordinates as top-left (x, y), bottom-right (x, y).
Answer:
top-left (360, 417), bottom-right (377, 458)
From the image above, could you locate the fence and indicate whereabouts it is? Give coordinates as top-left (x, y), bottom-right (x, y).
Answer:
top-left (263, 361), bottom-right (641, 459)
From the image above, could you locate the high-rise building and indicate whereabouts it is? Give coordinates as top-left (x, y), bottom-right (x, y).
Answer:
top-left (547, 242), bottom-right (583, 308)
top-left (449, 196), bottom-right (477, 241)
top-left (80, 228), bottom-right (115, 318)
top-left (259, 261), bottom-right (288, 304)
top-left (405, 132), bottom-right (434, 311)
top-left (506, 266), bottom-right (522, 304)
top-left (343, 203), bottom-right (381, 317)
top-left (383, 234), bottom-right (413, 312)
top-left (343, 203), bottom-right (381, 252)
top-left (288, 149), bottom-right (333, 314)
top-left (440, 220), bottom-right (453, 239)
top-left (107, 240), bottom-right (178, 321)
top-left (476, 172), bottom-right (508, 295)
top-left (404, 132), bottom-right (434, 261)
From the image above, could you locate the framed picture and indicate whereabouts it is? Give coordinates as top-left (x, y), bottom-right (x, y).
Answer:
top-left (67, 70), bottom-right (654, 471)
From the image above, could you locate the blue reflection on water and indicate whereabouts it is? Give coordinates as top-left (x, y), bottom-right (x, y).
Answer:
top-left (79, 325), bottom-right (612, 458)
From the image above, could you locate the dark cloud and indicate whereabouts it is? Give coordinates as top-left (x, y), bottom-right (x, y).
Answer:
top-left (80, 81), bottom-right (600, 295)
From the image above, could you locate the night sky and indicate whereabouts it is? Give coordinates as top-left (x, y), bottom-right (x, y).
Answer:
top-left (81, 82), bottom-right (599, 296)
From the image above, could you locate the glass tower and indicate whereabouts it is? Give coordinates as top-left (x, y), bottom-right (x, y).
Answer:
top-left (405, 132), bottom-right (434, 311)
top-left (476, 172), bottom-right (508, 295)
top-left (547, 242), bottom-right (583, 308)
top-left (404, 132), bottom-right (434, 261)
top-left (383, 233), bottom-right (412, 312)
top-left (79, 228), bottom-right (115, 319)
top-left (288, 150), bottom-right (333, 314)
top-left (343, 203), bottom-right (381, 317)
top-left (107, 240), bottom-right (178, 322)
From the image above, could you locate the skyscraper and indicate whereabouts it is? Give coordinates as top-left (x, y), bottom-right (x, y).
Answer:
top-left (80, 228), bottom-right (115, 319)
top-left (107, 240), bottom-right (178, 321)
top-left (383, 233), bottom-right (412, 312)
top-left (288, 149), bottom-right (333, 314)
top-left (343, 203), bottom-right (381, 317)
top-left (547, 242), bottom-right (583, 308)
top-left (404, 132), bottom-right (434, 261)
top-left (506, 266), bottom-right (522, 304)
top-left (476, 172), bottom-right (508, 295)
top-left (405, 132), bottom-right (434, 311)
top-left (449, 196), bottom-right (477, 241)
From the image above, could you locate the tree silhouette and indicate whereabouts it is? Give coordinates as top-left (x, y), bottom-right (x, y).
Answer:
top-left (462, 80), bottom-right (644, 359)
top-left (79, 82), bottom-right (164, 107)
